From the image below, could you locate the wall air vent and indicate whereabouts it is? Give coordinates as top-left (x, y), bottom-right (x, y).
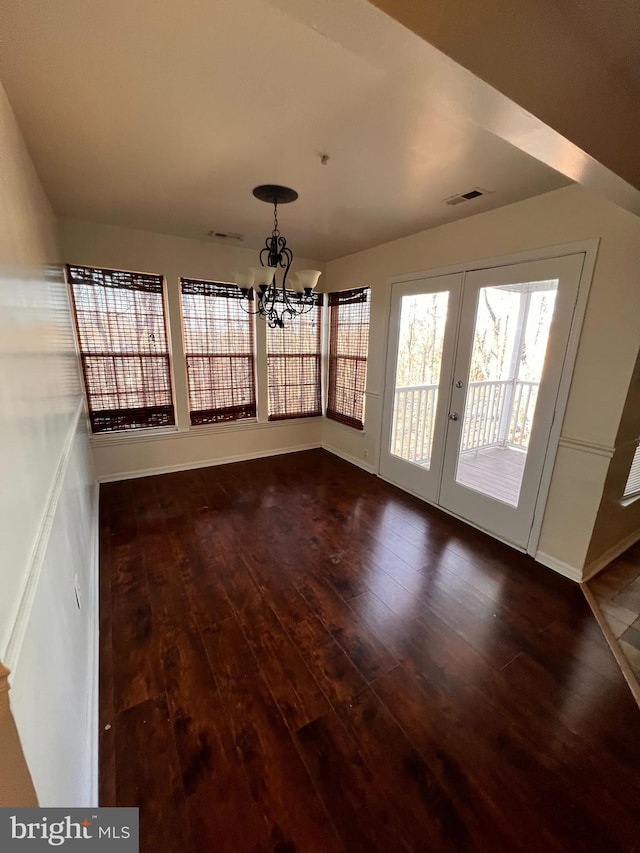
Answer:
top-left (207, 230), bottom-right (244, 242)
top-left (445, 187), bottom-right (489, 206)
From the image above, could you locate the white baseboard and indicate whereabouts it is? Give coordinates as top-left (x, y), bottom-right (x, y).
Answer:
top-left (87, 481), bottom-right (100, 807)
top-left (583, 529), bottom-right (640, 581)
top-left (97, 440), bottom-right (377, 484)
top-left (321, 442), bottom-right (376, 475)
top-left (97, 442), bottom-right (322, 482)
top-left (535, 550), bottom-right (583, 582)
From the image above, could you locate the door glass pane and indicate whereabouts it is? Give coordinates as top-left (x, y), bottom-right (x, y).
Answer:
top-left (390, 291), bottom-right (449, 469)
top-left (455, 280), bottom-right (558, 506)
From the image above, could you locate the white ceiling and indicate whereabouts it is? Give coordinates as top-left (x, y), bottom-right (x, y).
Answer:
top-left (371, 0), bottom-right (640, 202)
top-left (0, 0), bottom-right (571, 261)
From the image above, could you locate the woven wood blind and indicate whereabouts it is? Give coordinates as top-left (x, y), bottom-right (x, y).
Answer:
top-left (67, 264), bottom-right (175, 433)
top-left (180, 279), bottom-right (256, 425)
top-left (327, 287), bottom-right (371, 430)
top-left (267, 294), bottom-right (323, 421)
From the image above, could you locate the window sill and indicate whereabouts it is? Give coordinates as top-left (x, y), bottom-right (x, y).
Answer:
top-left (189, 416), bottom-right (323, 436)
top-left (89, 415), bottom-right (324, 447)
top-left (89, 425), bottom-right (180, 445)
top-left (619, 492), bottom-right (640, 508)
top-left (324, 417), bottom-right (368, 436)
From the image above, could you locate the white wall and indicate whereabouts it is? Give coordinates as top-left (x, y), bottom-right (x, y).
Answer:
top-left (0, 82), bottom-right (97, 804)
top-left (584, 346), bottom-right (640, 575)
top-left (322, 185), bottom-right (640, 579)
top-left (59, 217), bottom-right (325, 480)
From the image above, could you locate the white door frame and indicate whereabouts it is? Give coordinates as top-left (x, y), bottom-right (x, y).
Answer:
top-left (379, 273), bottom-right (462, 504)
top-left (377, 239), bottom-right (599, 557)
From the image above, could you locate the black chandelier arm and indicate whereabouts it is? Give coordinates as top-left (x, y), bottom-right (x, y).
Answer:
top-left (266, 293), bottom-right (285, 328)
top-left (267, 282), bottom-right (280, 312)
top-left (290, 299), bottom-right (316, 318)
top-left (296, 298), bottom-right (317, 316)
top-left (237, 296), bottom-right (263, 317)
top-left (279, 289), bottom-right (315, 315)
top-left (259, 242), bottom-right (278, 269)
top-left (266, 314), bottom-right (284, 329)
top-left (259, 232), bottom-right (293, 274)
top-left (280, 245), bottom-right (293, 287)
top-left (238, 284), bottom-right (317, 326)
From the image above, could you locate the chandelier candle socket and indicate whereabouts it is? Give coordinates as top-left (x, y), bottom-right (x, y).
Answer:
top-left (232, 185), bottom-right (322, 328)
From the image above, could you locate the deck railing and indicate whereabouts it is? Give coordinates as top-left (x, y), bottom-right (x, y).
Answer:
top-left (461, 380), bottom-right (509, 451)
top-left (391, 383), bottom-right (439, 464)
top-left (392, 378), bottom-right (539, 463)
top-left (462, 379), bottom-right (539, 450)
top-left (506, 380), bottom-right (539, 448)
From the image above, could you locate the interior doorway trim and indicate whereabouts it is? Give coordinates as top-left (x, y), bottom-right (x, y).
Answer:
top-left (378, 238), bottom-right (599, 558)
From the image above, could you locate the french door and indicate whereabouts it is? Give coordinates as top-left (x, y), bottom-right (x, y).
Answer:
top-left (380, 252), bottom-right (585, 550)
top-left (380, 273), bottom-right (462, 504)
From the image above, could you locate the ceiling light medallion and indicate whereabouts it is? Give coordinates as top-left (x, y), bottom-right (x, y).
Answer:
top-left (232, 185), bottom-right (321, 329)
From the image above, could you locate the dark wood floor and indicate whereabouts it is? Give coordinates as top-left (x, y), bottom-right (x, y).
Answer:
top-left (100, 449), bottom-right (640, 852)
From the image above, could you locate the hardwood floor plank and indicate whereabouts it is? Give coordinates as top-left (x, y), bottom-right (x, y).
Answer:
top-left (160, 620), bottom-right (270, 852)
top-left (234, 593), bottom-right (330, 733)
top-left (200, 617), bottom-right (343, 852)
top-left (295, 571), bottom-right (399, 683)
top-left (374, 663), bottom-right (572, 852)
top-left (295, 710), bottom-right (406, 853)
top-left (98, 490), bottom-right (116, 806)
top-left (134, 493), bottom-right (276, 848)
top-left (100, 449), bottom-right (640, 852)
top-left (356, 564), bottom-right (426, 619)
top-left (115, 698), bottom-right (194, 853)
top-left (173, 520), bottom-right (235, 628)
top-left (285, 615), bottom-right (368, 709)
top-left (501, 651), bottom-right (640, 803)
top-left (359, 574), bottom-right (640, 848)
top-left (242, 549), bottom-right (315, 626)
top-left (374, 618), bottom-right (634, 850)
top-left (309, 547), bottom-right (370, 601)
top-left (338, 687), bottom-right (505, 852)
top-left (538, 617), bottom-right (624, 684)
top-left (111, 575), bottom-right (164, 714)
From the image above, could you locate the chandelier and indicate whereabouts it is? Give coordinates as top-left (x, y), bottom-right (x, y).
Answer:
top-left (232, 185), bottom-right (322, 328)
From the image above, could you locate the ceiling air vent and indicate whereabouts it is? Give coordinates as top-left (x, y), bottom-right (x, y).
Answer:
top-left (207, 230), bottom-right (244, 242)
top-left (445, 188), bottom-right (488, 206)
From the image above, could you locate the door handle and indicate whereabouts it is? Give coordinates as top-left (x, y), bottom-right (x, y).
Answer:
top-left (448, 412), bottom-right (459, 421)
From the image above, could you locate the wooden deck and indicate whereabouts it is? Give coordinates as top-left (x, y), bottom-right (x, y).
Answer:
top-left (99, 449), bottom-right (640, 852)
top-left (456, 445), bottom-right (527, 506)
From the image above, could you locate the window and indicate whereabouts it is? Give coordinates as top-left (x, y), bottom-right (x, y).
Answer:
top-left (67, 264), bottom-right (175, 433)
top-left (180, 279), bottom-right (256, 425)
top-left (623, 444), bottom-right (640, 500)
top-left (327, 287), bottom-right (371, 430)
top-left (267, 294), bottom-right (323, 420)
